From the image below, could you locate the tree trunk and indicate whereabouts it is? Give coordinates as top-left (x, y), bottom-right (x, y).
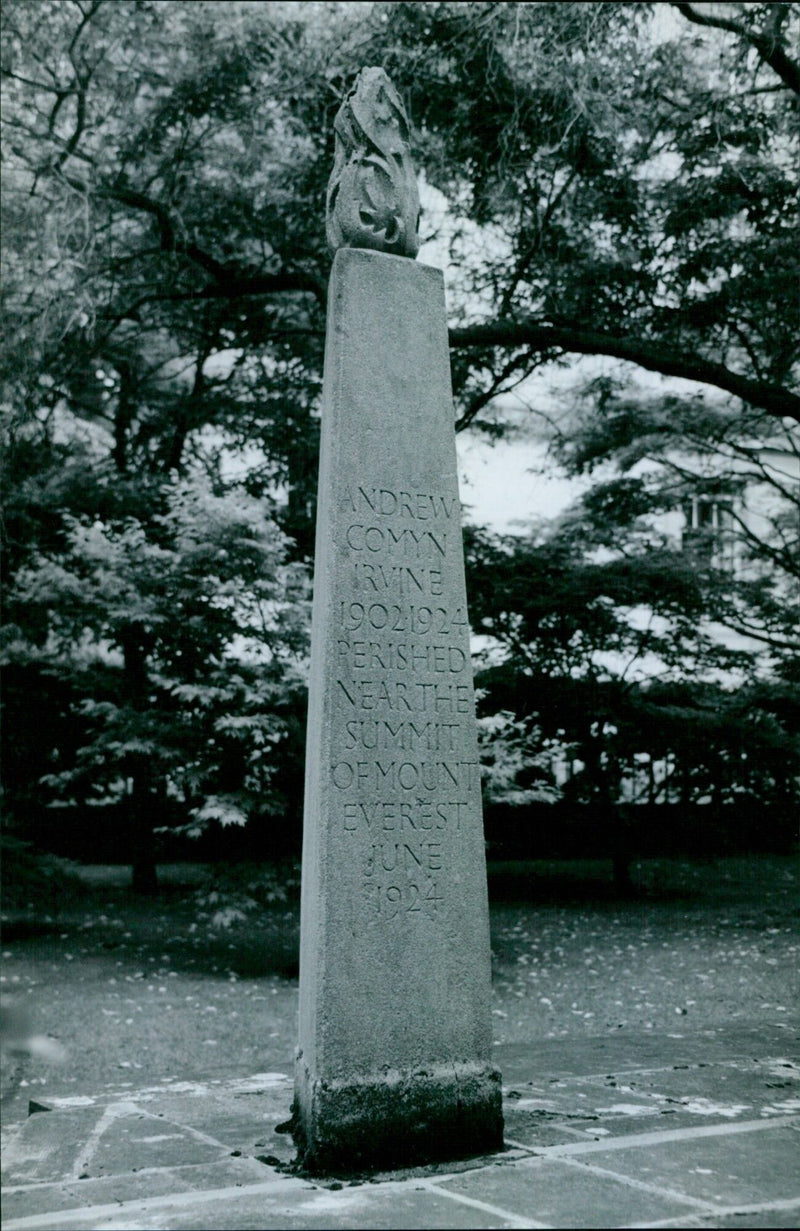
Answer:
top-left (612, 849), bottom-right (634, 897)
top-left (582, 721), bottom-right (635, 896)
top-left (129, 774), bottom-right (158, 894)
top-left (128, 756), bottom-right (158, 894)
top-left (610, 803), bottom-right (636, 897)
top-left (131, 855), bottom-right (158, 895)
top-left (122, 634), bottom-right (159, 894)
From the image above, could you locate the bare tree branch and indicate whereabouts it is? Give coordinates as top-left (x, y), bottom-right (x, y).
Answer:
top-left (454, 350), bottom-right (541, 431)
top-left (448, 318), bottom-right (800, 422)
top-left (60, 175), bottom-right (328, 308)
top-left (67, 0), bottom-right (104, 60)
top-left (718, 615), bottom-right (800, 653)
top-left (53, 79), bottom-right (87, 170)
top-left (673, 2), bottom-right (800, 95)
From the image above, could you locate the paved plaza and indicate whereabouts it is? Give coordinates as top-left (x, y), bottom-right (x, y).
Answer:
top-left (2, 1025), bottom-right (798, 1229)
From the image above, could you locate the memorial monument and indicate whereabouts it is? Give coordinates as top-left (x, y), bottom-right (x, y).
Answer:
top-left (293, 67), bottom-right (503, 1174)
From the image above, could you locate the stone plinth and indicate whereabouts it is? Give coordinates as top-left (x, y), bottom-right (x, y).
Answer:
top-left (294, 247), bottom-right (502, 1174)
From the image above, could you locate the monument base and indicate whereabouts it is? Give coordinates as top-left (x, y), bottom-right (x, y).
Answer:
top-left (293, 1058), bottom-right (503, 1175)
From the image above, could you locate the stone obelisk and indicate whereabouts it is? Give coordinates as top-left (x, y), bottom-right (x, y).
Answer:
top-left (293, 67), bottom-right (502, 1174)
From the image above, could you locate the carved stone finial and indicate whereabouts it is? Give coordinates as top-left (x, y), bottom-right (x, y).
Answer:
top-left (326, 67), bottom-right (420, 259)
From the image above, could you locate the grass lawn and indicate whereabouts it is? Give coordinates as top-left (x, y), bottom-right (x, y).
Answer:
top-left (2, 855), bottom-right (797, 1122)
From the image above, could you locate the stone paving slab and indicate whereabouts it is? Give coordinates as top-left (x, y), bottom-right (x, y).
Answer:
top-left (573, 1123), bottom-right (800, 1206)
top-left (2, 1032), bottom-right (798, 1230)
top-left (1, 1158), bottom-right (271, 1221)
top-left (28, 1182), bottom-right (521, 1231)
top-left (435, 1155), bottom-right (703, 1228)
top-left (500, 1050), bottom-right (800, 1153)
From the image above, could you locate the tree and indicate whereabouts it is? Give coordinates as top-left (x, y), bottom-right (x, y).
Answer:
top-left (1, 0), bottom-right (336, 881)
top-left (377, 0), bottom-right (800, 880)
top-left (549, 376), bottom-right (800, 673)
top-left (464, 429), bottom-right (800, 887)
top-left (1, 0), bottom-right (338, 556)
top-left (3, 1), bottom-right (799, 883)
top-left (380, 1), bottom-right (799, 425)
top-left (4, 2), bottom-right (797, 456)
top-left (3, 472), bottom-right (309, 890)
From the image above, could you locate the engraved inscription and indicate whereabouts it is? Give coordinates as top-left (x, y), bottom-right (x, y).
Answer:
top-left (331, 480), bottom-right (477, 922)
top-left (353, 563), bottom-right (443, 595)
top-left (341, 799), bottom-right (470, 831)
top-left (363, 880), bottom-right (444, 920)
top-left (340, 486), bottom-right (457, 521)
top-left (332, 760), bottom-right (479, 793)
top-left (336, 679), bottom-right (472, 713)
top-left (339, 603), bottom-right (468, 634)
top-left (344, 719), bottom-right (462, 752)
top-left (345, 524), bottom-right (447, 558)
top-left (337, 641), bottom-right (466, 673)
top-left (364, 839), bottom-right (443, 874)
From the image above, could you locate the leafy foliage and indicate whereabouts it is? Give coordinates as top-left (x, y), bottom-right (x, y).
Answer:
top-left (380, 1), bottom-right (800, 423)
top-left (194, 859), bottom-right (302, 931)
top-left (477, 709), bottom-right (563, 807)
top-left (550, 376), bottom-right (800, 674)
top-left (2, 469), bottom-right (309, 882)
top-left (465, 413), bottom-right (800, 839)
top-left (2, 1), bottom-right (799, 880)
top-left (0, 834), bottom-right (85, 915)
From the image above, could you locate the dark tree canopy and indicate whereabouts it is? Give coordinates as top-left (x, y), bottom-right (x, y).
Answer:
top-left (2, 0), bottom-right (798, 878)
top-left (2, 0), bottom-right (798, 443)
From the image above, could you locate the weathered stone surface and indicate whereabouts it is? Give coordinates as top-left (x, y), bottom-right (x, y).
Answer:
top-left (295, 1062), bottom-right (503, 1175)
top-left (584, 1126), bottom-right (800, 1206)
top-left (436, 1156), bottom-right (701, 1228)
top-left (294, 247), bottom-right (502, 1172)
top-left (1, 1045), bottom-right (797, 1229)
top-left (326, 68), bottom-right (419, 258)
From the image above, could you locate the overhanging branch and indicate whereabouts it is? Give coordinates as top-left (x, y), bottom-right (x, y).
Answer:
top-left (448, 319), bottom-right (800, 423)
top-left (63, 176), bottom-right (328, 309)
top-left (673, 2), bottom-right (800, 96)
